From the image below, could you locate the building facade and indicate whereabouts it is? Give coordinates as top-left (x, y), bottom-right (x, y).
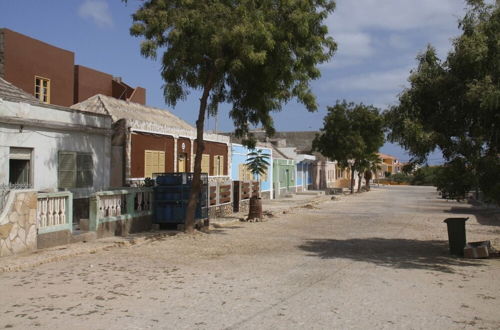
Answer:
top-left (0, 28), bottom-right (145, 107)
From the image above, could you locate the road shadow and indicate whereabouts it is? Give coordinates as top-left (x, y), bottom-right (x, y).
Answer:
top-left (444, 202), bottom-right (500, 227)
top-left (298, 238), bottom-right (485, 273)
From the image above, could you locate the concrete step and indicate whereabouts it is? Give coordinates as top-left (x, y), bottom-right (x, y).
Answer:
top-left (70, 231), bottom-right (97, 244)
top-left (295, 190), bottom-right (325, 196)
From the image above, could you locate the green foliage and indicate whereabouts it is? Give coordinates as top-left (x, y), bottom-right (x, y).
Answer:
top-left (384, 1), bottom-right (499, 202)
top-left (129, 0), bottom-right (337, 145)
top-left (313, 100), bottom-right (385, 192)
top-left (245, 149), bottom-right (270, 178)
top-left (313, 101), bottom-right (385, 166)
top-left (434, 159), bottom-right (474, 200)
top-left (390, 173), bottom-right (412, 184)
top-left (410, 166), bottom-right (440, 186)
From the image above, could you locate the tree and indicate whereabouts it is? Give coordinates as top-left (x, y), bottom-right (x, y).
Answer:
top-left (385, 0), bottom-right (500, 203)
top-left (313, 101), bottom-right (385, 194)
top-left (361, 154), bottom-right (382, 191)
top-left (245, 149), bottom-right (270, 181)
top-left (128, 0), bottom-right (337, 231)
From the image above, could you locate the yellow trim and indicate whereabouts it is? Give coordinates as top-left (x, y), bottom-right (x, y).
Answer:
top-left (34, 75), bottom-right (51, 104)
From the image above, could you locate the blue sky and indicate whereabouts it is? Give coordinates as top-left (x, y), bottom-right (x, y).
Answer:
top-left (0, 0), bottom-right (475, 163)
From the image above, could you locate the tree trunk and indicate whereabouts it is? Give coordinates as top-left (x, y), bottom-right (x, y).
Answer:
top-left (350, 166), bottom-right (355, 194)
top-left (364, 171), bottom-right (371, 191)
top-left (357, 173), bottom-right (362, 192)
top-left (184, 70), bottom-right (216, 233)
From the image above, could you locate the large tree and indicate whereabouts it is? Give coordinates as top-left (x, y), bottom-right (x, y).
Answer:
top-left (313, 101), bottom-right (385, 193)
top-left (127, 0), bottom-right (337, 232)
top-left (385, 0), bottom-right (499, 203)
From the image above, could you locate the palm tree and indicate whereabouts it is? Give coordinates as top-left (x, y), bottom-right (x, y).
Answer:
top-left (363, 154), bottom-right (382, 191)
top-left (245, 149), bottom-right (270, 181)
top-left (245, 149), bottom-right (270, 220)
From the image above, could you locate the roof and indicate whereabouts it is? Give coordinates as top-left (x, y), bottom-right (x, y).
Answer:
top-left (0, 77), bottom-right (42, 105)
top-left (0, 77), bottom-right (108, 117)
top-left (378, 153), bottom-right (398, 160)
top-left (71, 94), bottom-right (194, 131)
top-left (270, 144), bottom-right (291, 160)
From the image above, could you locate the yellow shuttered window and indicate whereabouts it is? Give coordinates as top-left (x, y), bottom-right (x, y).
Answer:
top-left (201, 154), bottom-right (210, 175)
top-left (144, 150), bottom-right (165, 178)
top-left (213, 155), bottom-right (224, 176)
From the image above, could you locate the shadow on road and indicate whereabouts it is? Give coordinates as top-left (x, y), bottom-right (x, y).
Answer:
top-left (298, 238), bottom-right (485, 273)
top-left (445, 205), bottom-right (500, 227)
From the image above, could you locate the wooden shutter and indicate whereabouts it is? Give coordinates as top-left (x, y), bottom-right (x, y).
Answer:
top-left (213, 156), bottom-right (219, 176)
top-left (145, 150), bottom-right (165, 178)
top-left (58, 152), bottom-right (76, 188)
top-left (238, 164), bottom-right (245, 181)
top-left (201, 154), bottom-right (210, 175)
top-left (157, 151), bottom-right (165, 175)
top-left (219, 156), bottom-right (224, 176)
top-left (76, 153), bottom-right (93, 188)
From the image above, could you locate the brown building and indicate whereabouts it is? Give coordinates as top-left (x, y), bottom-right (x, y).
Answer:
top-left (71, 94), bottom-right (230, 186)
top-left (0, 28), bottom-right (145, 107)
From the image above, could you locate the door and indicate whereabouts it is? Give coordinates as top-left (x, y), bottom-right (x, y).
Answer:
top-left (178, 153), bottom-right (187, 172)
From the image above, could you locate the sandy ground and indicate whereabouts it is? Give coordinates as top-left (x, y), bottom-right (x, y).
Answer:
top-left (1, 186), bottom-right (499, 329)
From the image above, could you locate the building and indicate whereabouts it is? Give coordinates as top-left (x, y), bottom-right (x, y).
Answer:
top-left (271, 145), bottom-right (296, 198)
top-left (377, 153), bottom-right (400, 178)
top-left (71, 94), bottom-right (230, 186)
top-left (0, 77), bottom-right (112, 198)
top-left (230, 143), bottom-right (273, 199)
top-left (0, 28), bottom-right (145, 107)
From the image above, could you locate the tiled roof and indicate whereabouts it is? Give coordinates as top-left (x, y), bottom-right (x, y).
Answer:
top-left (0, 77), bottom-right (40, 105)
top-left (71, 94), bottom-right (194, 131)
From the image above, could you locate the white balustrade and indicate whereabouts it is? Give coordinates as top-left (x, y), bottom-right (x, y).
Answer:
top-left (99, 195), bottom-right (123, 218)
top-left (37, 196), bottom-right (68, 230)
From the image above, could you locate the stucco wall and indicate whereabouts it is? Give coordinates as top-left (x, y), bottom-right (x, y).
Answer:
top-left (0, 190), bottom-right (37, 257)
top-left (0, 99), bottom-right (111, 198)
top-left (231, 144), bottom-right (272, 193)
top-left (1, 28), bottom-right (75, 107)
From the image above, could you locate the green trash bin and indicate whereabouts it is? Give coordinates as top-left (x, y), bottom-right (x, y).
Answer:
top-left (443, 217), bottom-right (468, 256)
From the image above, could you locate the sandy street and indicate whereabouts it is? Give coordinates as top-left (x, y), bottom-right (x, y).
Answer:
top-left (1, 186), bottom-right (499, 329)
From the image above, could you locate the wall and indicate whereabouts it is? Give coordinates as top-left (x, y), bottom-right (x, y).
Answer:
top-left (231, 144), bottom-right (272, 194)
top-left (177, 137), bottom-right (192, 171)
top-left (130, 133), bottom-right (175, 178)
top-left (0, 99), bottom-right (112, 198)
top-left (74, 65), bottom-right (113, 104)
top-left (273, 158), bottom-right (296, 197)
top-left (194, 141), bottom-right (229, 176)
top-left (1, 28), bottom-right (75, 107)
top-left (0, 190), bottom-right (37, 257)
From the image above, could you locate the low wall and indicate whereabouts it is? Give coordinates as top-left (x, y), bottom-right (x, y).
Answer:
top-left (90, 188), bottom-right (153, 239)
top-left (261, 191), bottom-right (271, 200)
top-left (0, 190), bottom-right (37, 257)
top-left (97, 214), bottom-right (151, 238)
top-left (208, 203), bottom-right (233, 218)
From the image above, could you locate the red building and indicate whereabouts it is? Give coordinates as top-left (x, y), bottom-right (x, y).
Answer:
top-left (0, 28), bottom-right (145, 107)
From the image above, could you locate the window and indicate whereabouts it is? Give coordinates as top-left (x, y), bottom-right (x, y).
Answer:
top-left (213, 155), bottom-right (224, 176)
top-left (58, 152), bottom-right (93, 188)
top-left (34, 76), bottom-right (50, 103)
top-left (144, 150), bottom-right (165, 178)
top-left (201, 154), bottom-right (210, 175)
top-left (238, 164), bottom-right (253, 181)
top-left (9, 147), bottom-right (32, 186)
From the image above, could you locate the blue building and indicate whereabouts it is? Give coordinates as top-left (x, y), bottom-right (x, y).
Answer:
top-left (230, 143), bottom-right (273, 199)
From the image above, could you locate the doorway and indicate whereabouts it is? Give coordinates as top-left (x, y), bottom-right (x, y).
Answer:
top-left (178, 153), bottom-right (187, 172)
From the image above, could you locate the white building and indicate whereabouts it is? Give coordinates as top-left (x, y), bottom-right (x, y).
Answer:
top-left (0, 78), bottom-right (112, 199)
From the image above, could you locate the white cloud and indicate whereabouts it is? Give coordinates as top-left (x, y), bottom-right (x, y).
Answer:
top-left (325, 67), bottom-right (411, 92)
top-left (335, 32), bottom-right (375, 57)
top-left (78, 0), bottom-right (113, 28)
top-left (328, 0), bottom-right (463, 33)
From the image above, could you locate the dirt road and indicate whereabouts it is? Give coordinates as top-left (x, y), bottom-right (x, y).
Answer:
top-left (1, 186), bottom-right (499, 329)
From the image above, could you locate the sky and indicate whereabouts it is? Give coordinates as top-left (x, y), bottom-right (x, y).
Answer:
top-left (0, 0), bottom-right (476, 163)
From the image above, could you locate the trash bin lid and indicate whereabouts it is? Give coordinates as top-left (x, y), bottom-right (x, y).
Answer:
top-left (443, 217), bottom-right (469, 223)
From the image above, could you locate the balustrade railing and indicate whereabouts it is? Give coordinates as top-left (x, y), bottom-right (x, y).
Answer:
top-left (89, 187), bottom-right (153, 231)
top-left (36, 191), bottom-right (73, 234)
